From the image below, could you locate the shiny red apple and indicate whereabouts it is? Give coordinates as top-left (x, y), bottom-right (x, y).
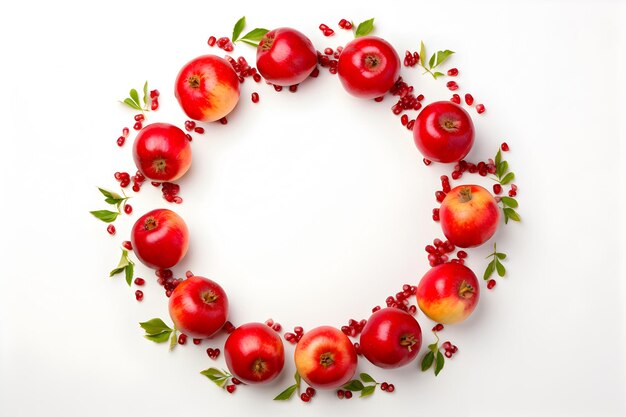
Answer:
top-left (256, 27), bottom-right (317, 86)
top-left (131, 208), bottom-right (189, 269)
top-left (168, 275), bottom-right (228, 339)
top-left (133, 123), bottom-right (192, 182)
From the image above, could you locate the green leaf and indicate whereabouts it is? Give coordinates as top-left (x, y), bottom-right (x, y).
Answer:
top-left (240, 28), bottom-right (269, 42)
top-left (110, 250), bottom-right (130, 277)
top-left (360, 385), bottom-right (376, 397)
top-left (501, 172), bottom-right (515, 185)
top-left (496, 259), bottom-right (506, 277)
top-left (232, 16), bottom-right (246, 41)
top-left (240, 39), bottom-right (259, 47)
top-left (122, 98), bottom-right (142, 110)
top-left (432, 71), bottom-right (444, 79)
top-left (496, 252), bottom-right (507, 260)
top-left (500, 197), bottom-right (518, 208)
top-left (428, 53), bottom-right (436, 69)
top-left (98, 187), bottom-right (122, 201)
top-left (129, 89), bottom-right (141, 107)
top-left (144, 330), bottom-right (172, 343)
top-left (504, 207), bottom-right (521, 222)
top-left (360, 373), bottom-right (376, 383)
top-left (273, 384), bottom-right (297, 400)
top-left (496, 161), bottom-right (509, 178)
top-left (434, 351), bottom-right (445, 376)
top-left (294, 371), bottom-right (301, 386)
top-left (143, 81), bottom-right (148, 105)
top-left (139, 318), bottom-right (172, 334)
top-left (434, 50), bottom-right (454, 68)
top-left (169, 330), bottom-right (177, 351)
top-left (90, 210), bottom-right (119, 223)
top-left (343, 380), bottom-right (365, 391)
top-left (495, 149), bottom-right (502, 166)
top-left (428, 342), bottom-right (438, 353)
top-left (484, 260), bottom-right (495, 280)
top-left (200, 368), bottom-right (231, 388)
top-left (419, 41), bottom-right (426, 67)
top-left (421, 351), bottom-right (435, 371)
top-left (125, 262), bottom-right (134, 286)
top-left (355, 18), bottom-right (375, 38)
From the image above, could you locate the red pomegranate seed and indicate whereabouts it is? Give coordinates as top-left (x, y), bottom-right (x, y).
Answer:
top-left (117, 136), bottom-right (125, 147)
top-left (446, 81), bottom-right (459, 91)
top-left (133, 121), bottom-right (142, 130)
top-left (134, 277), bottom-right (145, 286)
top-left (151, 99), bottom-right (159, 111)
top-left (232, 377), bottom-right (242, 385)
top-left (451, 345), bottom-right (458, 353)
top-left (107, 224), bottom-right (116, 235)
top-left (123, 204), bottom-right (132, 214)
top-left (400, 114), bottom-right (409, 126)
top-left (208, 36), bottom-right (216, 46)
top-left (509, 189), bottom-right (517, 197)
top-left (487, 279), bottom-right (496, 289)
top-left (423, 158), bottom-right (432, 166)
top-left (447, 68), bottom-right (459, 76)
top-left (435, 191), bottom-right (446, 202)
top-left (265, 319), bottom-right (274, 327)
top-left (135, 290), bottom-right (143, 301)
top-left (324, 47), bottom-right (333, 55)
top-left (337, 390), bottom-right (345, 399)
top-left (323, 28), bottom-right (334, 36)
top-left (289, 84), bottom-right (298, 93)
top-left (272, 323), bottom-right (281, 332)
top-left (134, 114), bottom-right (144, 122)
top-left (193, 338), bottom-right (202, 345)
top-left (194, 127), bottom-right (205, 134)
top-left (344, 391), bottom-right (353, 399)
top-left (387, 384), bottom-right (395, 393)
top-left (300, 393), bottom-right (310, 402)
top-left (251, 92), bottom-right (259, 103)
top-left (122, 241), bottom-right (133, 250)
top-left (319, 23), bottom-right (328, 30)
top-left (450, 94), bottom-right (460, 104)
top-left (306, 387), bottom-right (316, 397)
top-left (344, 21), bottom-right (352, 29)
top-left (476, 104), bottom-right (486, 114)
top-left (433, 323), bottom-right (444, 332)
top-left (178, 334), bottom-right (187, 345)
top-left (501, 142), bottom-right (510, 151)
top-left (372, 305), bottom-right (381, 313)
top-left (457, 250), bottom-right (467, 259)
top-left (219, 117), bottom-right (228, 125)
top-left (445, 350), bottom-right (453, 358)
top-left (464, 93), bottom-right (474, 105)
top-left (226, 384), bottom-right (236, 394)
top-left (150, 89), bottom-right (160, 98)
top-left (253, 73), bottom-right (262, 82)
top-left (122, 127), bottom-right (130, 137)
top-left (493, 184), bottom-right (502, 194)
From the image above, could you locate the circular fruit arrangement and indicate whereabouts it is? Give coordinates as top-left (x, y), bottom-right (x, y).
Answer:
top-left (91, 16), bottom-right (521, 402)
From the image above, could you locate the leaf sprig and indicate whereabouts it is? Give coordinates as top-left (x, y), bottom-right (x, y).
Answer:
top-left (494, 149), bottom-right (521, 224)
top-left (200, 367), bottom-right (233, 389)
top-left (484, 243), bottom-right (507, 280)
top-left (90, 187), bottom-right (130, 223)
top-left (110, 249), bottom-right (135, 286)
top-left (418, 41), bottom-right (454, 79)
top-left (231, 16), bottom-right (268, 47)
top-left (341, 373), bottom-right (380, 398)
top-left (121, 81), bottom-right (151, 112)
top-left (353, 18), bottom-right (375, 38)
top-left (421, 333), bottom-right (445, 376)
top-left (139, 318), bottom-right (178, 350)
top-left (274, 372), bottom-right (301, 400)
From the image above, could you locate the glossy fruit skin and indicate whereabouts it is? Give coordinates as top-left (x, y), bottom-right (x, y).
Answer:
top-left (359, 308), bottom-right (422, 369)
top-left (337, 36), bottom-right (400, 99)
top-left (175, 55), bottom-right (240, 122)
top-left (256, 28), bottom-right (317, 86)
top-left (131, 209), bottom-right (189, 269)
top-left (413, 101), bottom-right (475, 163)
top-left (440, 184), bottom-right (500, 248)
top-left (168, 276), bottom-right (228, 339)
top-left (416, 263), bottom-right (480, 324)
top-left (224, 323), bottom-right (285, 384)
top-left (133, 123), bottom-right (192, 182)
top-left (294, 326), bottom-right (357, 389)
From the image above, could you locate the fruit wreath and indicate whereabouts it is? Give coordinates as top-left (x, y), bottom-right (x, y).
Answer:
top-left (91, 17), bottom-right (520, 402)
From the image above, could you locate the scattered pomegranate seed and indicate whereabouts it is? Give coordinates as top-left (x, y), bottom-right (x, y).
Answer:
top-left (178, 334), bottom-right (187, 345)
top-left (107, 224), bottom-right (116, 235)
top-left (151, 99), bottom-right (159, 110)
top-left (306, 387), bottom-right (316, 397)
top-left (133, 121), bottom-right (142, 130)
top-left (337, 390), bottom-right (345, 399)
top-left (387, 384), bottom-right (395, 393)
top-left (134, 114), bottom-right (144, 122)
top-left (450, 94), bottom-right (460, 104)
top-left (323, 28), bottom-right (334, 36)
top-left (446, 81), bottom-right (459, 91)
top-left (433, 323), bottom-right (444, 332)
top-left (251, 92), bottom-right (259, 103)
top-left (193, 338), bottom-right (202, 345)
top-left (272, 323), bottom-right (282, 332)
top-left (122, 241), bottom-right (133, 250)
top-left (289, 84), bottom-right (298, 93)
top-left (400, 114), bottom-right (409, 126)
top-left (464, 93), bottom-right (474, 105)
top-left (232, 377), bottom-right (241, 385)
top-left (343, 21), bottom-right (352, 29)
top-left (508, 189), bottom-right (517, 197)
top-left (487, 279), bottom-right (496, 289)
top-left (423, 158), bottom-right (432, 166)
top-left (135, 290), bottom-right (143, 301)
top-left (226, 384), bottom-right (236, 394)
top-left (493, 184), bottom-right (502, 194)
top-left (194, 127), bottom-right (204, 134)
top-left (300, 393), bottom-right (310, 402)
top-left (117, 136), bottom-right (125, 147)
top-left (123, 204), bottom-right (132, 214)
top-left (476, 104), bottom-right (486, 114)
top-left (134, 277), bottom-right (145, 286)
top-left (447, 68), bottom-right (459, 76)
top-left (381, 382), bottom-right (389, 391)
top-left (122, 127), bottom-right (130, 137)
top-left (219, 117), bottom-right (228, 125)
top-left (501, 142), bottom-right (509, 151)
top-left (207, 36), bottom-right (216, 46)
top-left (344, 391), bottom-right (353, 399)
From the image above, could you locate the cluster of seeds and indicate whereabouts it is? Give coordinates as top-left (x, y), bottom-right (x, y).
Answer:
top-left (371, 283), bottom-right (418, 315)
top-left (154, 268), bottom-right (183, 297)
top-left (151, 181), bottom-right (183, 204)
top-left (388, 77), bottom-right (424, 130)
top-left (117, 127), bottom-right (130, 147)
top-left (184, 120), bottom-right (205, 135)
top-left (425, 238), bottom-right (461, 267)
top-left (283, 326), bottom-right (305, 344)
top-left (264, 318), bottom-right (282, 332)
top-left (318, 23), bottom-right (334, 37)
top-left (317, 46), bottom-right (342, 75)
top-left (300, 387), bottom-right (316, 402)
top-left (441, 340), bottom-right (459, 358)
top-left (207, 36), bottom-right (234, 52)
top-left (341, 318), bottom-right (367, 338)
top-left (338, 19), bottom-right (353, 30)
top-left (403, 50), bottom-right (420, 67)
top-left (206, 347), bottom-right (221, 359)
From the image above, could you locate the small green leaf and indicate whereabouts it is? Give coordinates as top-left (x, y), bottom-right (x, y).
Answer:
top-left (500, 196), bottom-right (518, 208)
top-left (432, 71), bottom-right (445, 79)
top-left (232, 16), bottom-right (246, 41)
top-left (501, 172), bottom-right (515, 185)
top-left (484, 260), bottom-right (495, 280)
top-left (434, 50), bottom-right (454, 68)
top-left (419, 41), bottom-right (426, 67)
top-left (421, 351), bottom-right (435, 371)
top-left (273, 384), bottom-right (298, 400)
top-left (240, 39), bottom-right (259, 47)
top-left (98, 188), bottom-right (122, 201)
top-left (496, 253), bottom-right (507, 260)
top-left (139, 318), bottom-right (172, 334)
top-left (169, 330), bottom-right (177, 351)
top-left (144, 330), bottom-right (172, 343)
top-left (294, 371), bottom-right (301, 386)
top-left (496, 161), bottom-right (509, 178)
top-left (360, 373), bottom-right (376, 383)
top-left (240, 28), bottom-right (269, 42)
top-left (122, 98), bottom-right (142, 110)
top-left (90, 210), bottom-right (119, 223)
top-left (200, 368), bottom-right (230, 388)
top-left (496, 259), bottom-right (506, 277)
top-left (343, 380), bottom-right (365, 391)
top-left (495, 149), bottom-right (502, 166)
top-left (428, 53), bottom-right (436, 69)
top-left (503, 207), bottom-right (521, 222)
top-left (434, 351), bottom-right (445, 376)
top-left (143, 81), bottom-right (148, 105)
top-left (360, 385), bottom-right (376, 397)
top-left (355, 18), bottom-right (375, 38)
top-left (428, 342), bottom-right (438, 353)
top-left (125, 262), bottom-right (134, 286)
top-left (129, 89), bottom-right (141, 107)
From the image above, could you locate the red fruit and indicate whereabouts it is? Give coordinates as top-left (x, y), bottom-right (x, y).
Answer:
top-left (413, 101), bottom-right (475, 163)
top-left (224, 323), bottom-right (285, 384)
top-left (175, 55), bottom-right (240, 122)
top-left (294, 326), bottom-right (358, 390)
top-left (131, 209), bottom-right (189, 269)
top-left (256, 28), bottom-right (317, 86)
top-left (439, 185), bottom-right (500, 248)
top-left (133, 123), bottom-right (192, 182)
top-left (169, 275), bottom-right (229, 339)
top-left (337, 36), bottom-right (400, 99)
top-left (359, 308), bottom-right (422, 369)
top-left (416, 263), bottom-right (480, 324)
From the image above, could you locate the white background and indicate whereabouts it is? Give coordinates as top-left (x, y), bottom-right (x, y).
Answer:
top-left (1, 0), bottom-right (625, 416)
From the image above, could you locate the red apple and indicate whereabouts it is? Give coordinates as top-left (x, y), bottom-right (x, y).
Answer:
top-left (337, 36), bottom-right (400, 99)
top-left (359, 308), bottom-right (422, 369)
top-left (413, 101), bottom-right (475, 163)
top-left (133, 123), bottom-right (191, 182)
top-left (175, 55), bottom-right (240, 122)
top-left (416, 263), bottom-right (480, 324)
top-left (168, 275), bottom-right (228, 339)
top-left (256, 28), bottom-right (317, 86)
top-left (131, 209), bottom-right (189, 269)
top-left (294, 326), bottom-right (357, 389)
top-left (440, 184), bottom-right (500, 248)
top-left (224, 323), bottom-right (284, 384)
